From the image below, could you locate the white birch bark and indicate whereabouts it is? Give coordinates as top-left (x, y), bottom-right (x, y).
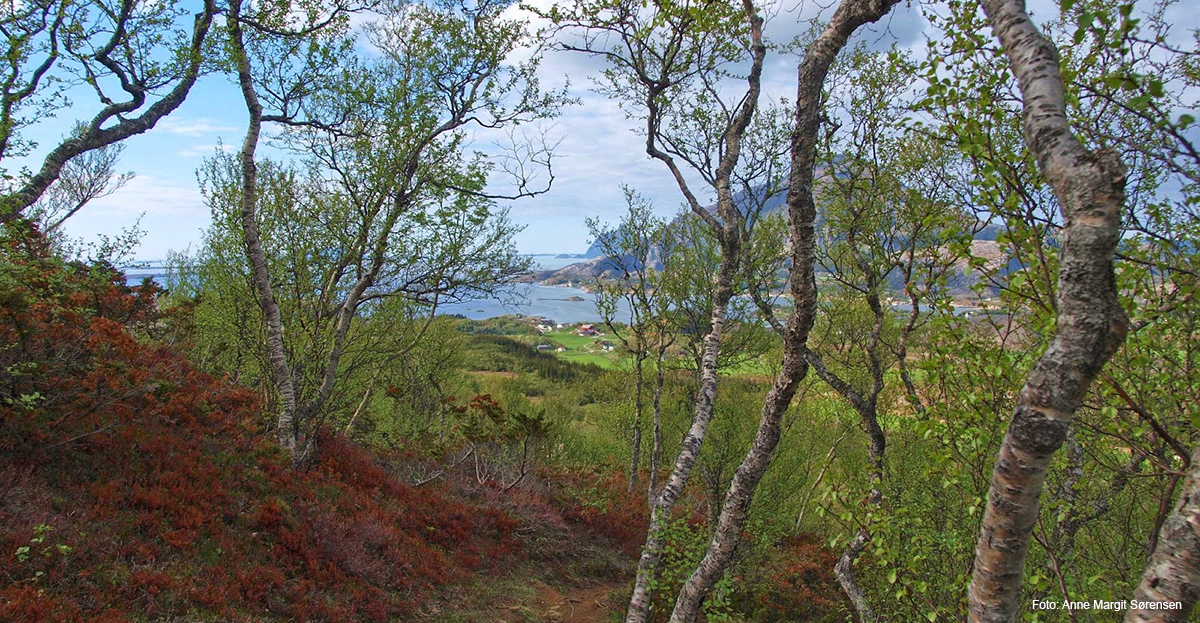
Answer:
top-left (1125, 444), bottom-right (1200, 622)
top-left (228, 0), bottom-right (300, 459)
top-left (662, 1), bottom-right (899, 621)
top-left (621, 1), bottom-right (767, 620)
top-left (968, 0), bottom-right (1130, 620)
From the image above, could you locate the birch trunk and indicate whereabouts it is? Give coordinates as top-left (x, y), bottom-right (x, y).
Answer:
top-left (1125, 445), bottom-right (1200, 622)
top-left (662, 1), bottom-right (899, 621)
top-left (968, 0), bottom-right (1129, 620)
top-left (624, 262), bottom-right (737, 623)
top-left (622, 1), bottom-right (766, 619)
top-left (835, 530), bottom-right (875, 622)
top-left (648, 348), bottom-right (666, 507)
top-left (806, 302), bottom-right (887, 621)
top-left (629, 352), bottom-right (645, 494)
top-left (295, 220), bottom-right (399, 464)
top-left (608, 0), bottom-right (777, 615)
top-left (228, 1), bottom-right (299, 459)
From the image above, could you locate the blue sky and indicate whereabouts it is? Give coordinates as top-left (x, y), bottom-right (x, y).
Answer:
top-left (17, 0), bottom-right (929, 261)
top-left (29, 0), bottom-right (1186, 261)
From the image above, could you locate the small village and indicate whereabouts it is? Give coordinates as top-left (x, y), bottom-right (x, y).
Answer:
top-left (531, 318), bottom-right (619, 362)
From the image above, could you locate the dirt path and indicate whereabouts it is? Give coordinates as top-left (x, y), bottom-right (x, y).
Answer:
top-left (514, 580), bottom-right (626, 623)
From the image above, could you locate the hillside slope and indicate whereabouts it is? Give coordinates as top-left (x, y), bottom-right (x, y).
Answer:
top-left (0, 232), bottom-right (635, 622)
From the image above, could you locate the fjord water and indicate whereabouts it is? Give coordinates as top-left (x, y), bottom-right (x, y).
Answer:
top-left (122, 258), bottom-right (631, 324)
top-left (436, 283), bottom-right (633, 323)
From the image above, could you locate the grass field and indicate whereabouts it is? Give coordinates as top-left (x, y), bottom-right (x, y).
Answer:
top-left (558, 351), bottom-right (621, 369)
top-left (540, 329), bottom-right (784, 376)
top-left (543, 332), bottom-right (604, 349)
top-left (541, 330), bottom-right (624, 369)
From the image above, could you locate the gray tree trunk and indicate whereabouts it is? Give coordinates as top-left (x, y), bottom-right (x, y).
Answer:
top-left (806, 346), bottom-right (886, 622)
top-left (967, 0), bottom-right (1130, 620)
top-left (835, 530), bottom-right (876, 622)
top-left (622, 4), bottom-right (765, 622)
top-left (296, 219), bottom-right (400, 464)
top-left (662, 1), bottom-right (899, 621)
top-left (625, 263), bottom-right (737, 623)
top-left (619, 0), bottom-right (771, 618)
top-left (648, 348), bottom-right (666, 507)
top-left (1125, 444), bottom-right (1200, 622)
top-left (228, 1), bottom-right (299, 459)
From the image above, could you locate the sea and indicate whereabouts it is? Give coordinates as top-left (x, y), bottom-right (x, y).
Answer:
top-left (119, 255), bottom-right (631, 324)
top-left (438, 283), bottom-right (630, 323)
top-left (119, 255), bottom-right (982, 323)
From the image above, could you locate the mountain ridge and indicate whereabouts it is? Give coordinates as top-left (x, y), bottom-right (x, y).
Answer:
top-left (524, 186), bottom-right (1009, 296)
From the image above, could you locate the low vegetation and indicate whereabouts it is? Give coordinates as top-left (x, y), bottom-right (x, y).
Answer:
top-left (0, 234), bottom-right (647, 621)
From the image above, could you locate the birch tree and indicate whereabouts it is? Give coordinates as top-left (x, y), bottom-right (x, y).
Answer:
top-left (540, 0), bottom-right (767, 619)
top-left (890, 0), bottom-right (1200, 618)
top-left (966, 0), bottom-right (1131, 619)
top-left (660, 210), bottom-right (773, 376)
top-left (1117, 3), bottom-right (1200, 619)
top-left (588, 188), bottom-right (676, 496)
top-left (26, 124), bottom-right (133, 235)
top-left (784, 49), bottom-right (962, 621)
top-left (663, 0), bottom-right (903, 620)
top-left (223, 0), bottom-right (561, 464)
top-left (0, 0), bottom-right (217, 222)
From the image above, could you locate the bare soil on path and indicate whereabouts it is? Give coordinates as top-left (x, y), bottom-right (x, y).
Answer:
top-left (485, 579), bottom-right (626, 623)
top-left (525, 580), bottom-right (625, 623)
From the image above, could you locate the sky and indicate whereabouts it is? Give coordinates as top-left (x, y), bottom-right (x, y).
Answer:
top-left (19, 0), bottom-right (1191, 261)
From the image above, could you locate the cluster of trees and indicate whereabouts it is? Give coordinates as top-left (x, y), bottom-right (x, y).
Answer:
top-left (561, 0), bottom-right (1199, 620)
top-left (2, 0), bottom-right (1198, 621)
top-left (1, 0), bottom-right (568, 466)
top-left (587, 186), bottom-right (777, 501)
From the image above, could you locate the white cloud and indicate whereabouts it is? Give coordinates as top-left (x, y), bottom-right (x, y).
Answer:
top-left (156, 117), bottom-right (239, 137)
top-left (57, 0), bottom-right (1197, 262)
top-left (84, 175), bottom-right (207, 218)
top-left (58, 175), bottom-right (210, 260)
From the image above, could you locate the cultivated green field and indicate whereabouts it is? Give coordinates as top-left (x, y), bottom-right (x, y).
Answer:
top-left (541, 330), bottom-right (623, 368)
